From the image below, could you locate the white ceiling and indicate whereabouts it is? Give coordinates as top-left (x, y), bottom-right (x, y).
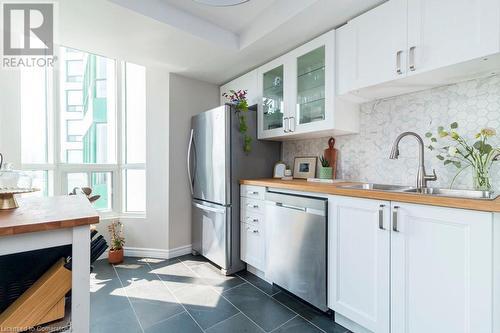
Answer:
top-left (163, 0), bottom-right (277, 34)
top-left (57, 0), bottom-right (385, 85)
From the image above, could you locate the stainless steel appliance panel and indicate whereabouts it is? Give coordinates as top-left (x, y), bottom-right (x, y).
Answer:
top-left (266, 192), bottom-right (327, 311)
top-left (189, 105), bottom-right (231, 205)
top-left (192, 199), bottom-right (230, 269)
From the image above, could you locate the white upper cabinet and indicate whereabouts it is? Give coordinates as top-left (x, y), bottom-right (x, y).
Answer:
top-left (257, 30), bottom-right (359, 140)
top-left (337, 0), bottom-right (408, 95)
top-left (220, 69), bottom-right (259, 107)
top-left (391, 203), bottom-right (493, 333)
top-left (337, 0), bottom-right (500, 101)
top-left (407, 0), bottom-right (500, 75)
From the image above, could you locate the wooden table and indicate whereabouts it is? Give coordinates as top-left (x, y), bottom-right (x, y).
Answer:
top-left (0, 195), bottom-right (99, 333)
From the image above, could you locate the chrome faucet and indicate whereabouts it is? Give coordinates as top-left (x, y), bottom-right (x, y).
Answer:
top-left (389, 132), bottom-right (437, 190)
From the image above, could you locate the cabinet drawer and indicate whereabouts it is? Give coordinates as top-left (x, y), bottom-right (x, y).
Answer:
top-left (241, 185), bottom-right (265, 200)
top-left (241, 210), bottom-right (263, 225)
top-left (241, 197), bottom-right (265, 216)
top-left (240, 222), bottom-right (265, 271)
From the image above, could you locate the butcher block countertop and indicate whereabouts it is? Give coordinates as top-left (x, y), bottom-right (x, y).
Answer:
top-left (0, 195), bottom-right (99, 236)
top-left (240, 178), bottom-right (500, 213)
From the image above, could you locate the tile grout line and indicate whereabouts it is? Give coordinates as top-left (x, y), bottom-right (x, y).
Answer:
top-left (221, 281), bottom-right (248, 294)
top-left (203, 311), bottom-right (241, 332)
top-left (145, 260), bottom-right (207, 333)
top-left (268, 315), bottom-right (298, 333)
top-left (111, 264), bottom-right (146, 333)
top-left (236, 271), bottom-right (329, 333)
top-left (176, 258), bottom-right (267, 333)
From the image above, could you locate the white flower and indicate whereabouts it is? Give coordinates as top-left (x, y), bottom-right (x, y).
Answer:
top-left (448, 146), bottom-right (458, 157)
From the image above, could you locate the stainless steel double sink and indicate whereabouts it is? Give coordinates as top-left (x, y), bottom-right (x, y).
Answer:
top-left (339, 183), bottom-right (498, 200)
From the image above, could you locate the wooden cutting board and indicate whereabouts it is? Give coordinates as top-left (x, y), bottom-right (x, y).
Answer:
top-left (324, 137), bottom-right (338, 179)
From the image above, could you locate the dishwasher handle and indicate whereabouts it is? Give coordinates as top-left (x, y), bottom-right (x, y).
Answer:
top-left (276, 202), bottom-right (307, 212)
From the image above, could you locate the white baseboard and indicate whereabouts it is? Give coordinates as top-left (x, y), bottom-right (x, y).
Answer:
top-left (97, 244), bottom-right (192, 260)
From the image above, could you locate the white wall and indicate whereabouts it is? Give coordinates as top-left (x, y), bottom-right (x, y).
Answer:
top-left (0, 70), bottom-right (21, 166)
top-left (168, 73), bottom-right (220, 250)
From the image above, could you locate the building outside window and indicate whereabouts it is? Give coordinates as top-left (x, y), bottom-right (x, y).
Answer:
top-left (20, 46), bottom-right (146, 216)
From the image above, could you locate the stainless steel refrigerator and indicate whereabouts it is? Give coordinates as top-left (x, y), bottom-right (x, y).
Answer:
top-left (187, 104), bottom-right (281, 275)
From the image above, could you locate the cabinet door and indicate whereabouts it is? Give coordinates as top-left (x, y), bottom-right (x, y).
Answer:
top-left (220, 70), bottom-right (259, 107)
top-left (240, 222), bottom-right (265, 271)
top-left (407, 0), bottom-right (500, 76)
top-left (337, 0), bottom-right (407, 94)
top-left (329, 196), bottom-right (390, 333)
top-left (391, 203), bottom-right (493, 333)
top-left (290, 31), bottom-right (334, 134)
top-left (257, 57), bottom-right (289, 139)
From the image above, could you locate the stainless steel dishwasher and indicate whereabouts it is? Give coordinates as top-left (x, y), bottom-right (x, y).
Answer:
top-left (266, 191), bottom-right (328, 311)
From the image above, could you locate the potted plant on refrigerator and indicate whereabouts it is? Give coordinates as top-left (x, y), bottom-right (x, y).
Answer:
top-left (108, 221), bottom-right (125, 264)
top-left (319, 155), bottom-right (333, 179)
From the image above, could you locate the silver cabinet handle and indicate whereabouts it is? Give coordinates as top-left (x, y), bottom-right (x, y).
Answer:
top-left (276, 202), bottom-right (306, 212)
top-left (247, 191), bottom-right (259, 195)
top-left (379, 204), bottom-right (385, 230)
top-left (193, 202), bottom-right (225, 214)
top-left (247, 204), bottom-right (259, 209)
top-left (247, 217), bottom-right (259, 223)
top-left (409, 46), bottom-right (416, 71)
top-left (283, 117), bottom-right (289, 133)
top-left (289, 116), bottom-right (296, 132)
top-left (393, 206), bottom-right (400, 232)
top-left (396, 50), bottom-right (403, 75)
top-left (252, 229), bottom-right (259, 233)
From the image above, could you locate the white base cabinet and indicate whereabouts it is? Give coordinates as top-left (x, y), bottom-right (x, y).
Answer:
top-left (240, 185), bottom-right (266, 272)
top-left (328, 196), bottom-right (390, 333)
top-left (391, 202), bottom-right (493, 333)
top-left (329, 196), bottom-right (495, 333)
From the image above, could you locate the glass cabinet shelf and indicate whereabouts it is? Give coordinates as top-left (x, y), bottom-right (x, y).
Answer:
top-left (296, 46), bottom-right (326, 125)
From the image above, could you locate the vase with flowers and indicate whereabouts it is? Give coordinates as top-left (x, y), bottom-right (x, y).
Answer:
top-left (222, 89), bottom-right (252, 153)
top-left (426, 123), bottom-right (500, 191)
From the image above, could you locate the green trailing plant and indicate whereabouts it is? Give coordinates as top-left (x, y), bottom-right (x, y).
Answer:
top-left (222, 89), bottom-right (252, 153)
top-left (319, 155), bottom-right (330, 168)
top-left (108, 221), bottom-right (125, 250)
top-left (426, 122), bottom-right (500, 190)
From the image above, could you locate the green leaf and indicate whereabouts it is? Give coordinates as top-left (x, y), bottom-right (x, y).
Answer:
top-left (425, 132), bottom-right (433, 138)
top-left (427, 145), bottom-right (434, 151)
top-left (484, 144), bottom-right (493, 154)
top-left (450, 122), bottom-right (458, 129)
top-left (438, 126), bottom-right (444, 133)
top-left (436, 155), bottom-right (445, 160)
top-left (473, 141), bottom-right (482, 150)
top-left (453, 161), bottom-right (462, 169)
top-left (444, 160), bottom-right (452, 165)
top-left (431, 138), bottom-right (437, 142)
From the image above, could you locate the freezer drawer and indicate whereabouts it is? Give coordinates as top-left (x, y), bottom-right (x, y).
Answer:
top-left (192, 199), bottom-right (230, 270)
top-left (266, 192), bottom-right (328, 311)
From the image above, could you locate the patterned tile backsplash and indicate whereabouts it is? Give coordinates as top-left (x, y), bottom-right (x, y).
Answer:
top-left (282, 75), bottom-right (500, 191)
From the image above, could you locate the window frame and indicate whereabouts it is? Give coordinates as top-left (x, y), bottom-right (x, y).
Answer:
top-left (20, 46), bottom-right (146, 218)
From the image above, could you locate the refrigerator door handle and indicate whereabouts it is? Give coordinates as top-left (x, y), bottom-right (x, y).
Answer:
top-left (193, 202), bottom-right (226, 214)
top-left (187, 129), bottom-right (195, 195)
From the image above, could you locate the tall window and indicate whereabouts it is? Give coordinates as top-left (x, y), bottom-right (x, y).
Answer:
top-left (20, 47), bottom-right (146, 216)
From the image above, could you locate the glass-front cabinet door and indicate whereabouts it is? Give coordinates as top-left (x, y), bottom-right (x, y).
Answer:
top-left (291, 30), bottom-right (334, 135)
top-left (257, 57), bottom-right (288, 139)
top-left (296, 46), bottom-right (326, 125)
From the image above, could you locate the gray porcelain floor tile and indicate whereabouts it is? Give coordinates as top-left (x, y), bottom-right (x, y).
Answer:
top-left (206, 313), bottom-right (264, 333)
top-left (223, 283), bottom-right (295, 332)
top-left (272, 316), bottom-right (324, 333)
top-left (149, 260), bottom-right (205, 292)
top-left (272, 292), bottom-right (347, 333)
top-left (121, 279), bottom-right (178, 303)
top-left (177, 254), bottom-right (209, 267)
top-left (237, 270), bottom-right (281, 296)
top-left (90, 307), bottom-right (142, 333)
top-left (190, 262), bottom-right (246, 292)
top-left (130, 298), bottom-right (184, 330)
top-left (144, 311), bottom-right (203, 333)
top-left (175, 284), bottom-right (239, 329)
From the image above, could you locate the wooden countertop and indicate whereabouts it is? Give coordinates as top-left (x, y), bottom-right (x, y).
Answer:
top-left (0, 195), bottom-right (99, 237)
top-left (240, 178), bottom-right (500, 213)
